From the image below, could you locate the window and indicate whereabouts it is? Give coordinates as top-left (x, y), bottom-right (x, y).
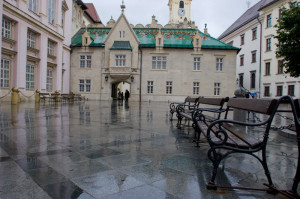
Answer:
top-left (252, 28), bottom-right (257, 40)
top-left (267, 14), bottom-right (272, 27)
top-left (265, 62), bottom-right (271, 76)
top-left (47, 40), bottom-right (55, 56)
top-left (115, 55), bottom-right (126, 66)
top-left (80, 55), bottom-right (92, 68)
top-left (239, 73), bottom-right (244, 87)
top-left (0, 59), bottom-right (10, 88)
top-left (2, 18), bottom-right (12, 39)
top-left (79, 80), bottom-right (91, 92)
top-left (266, 38), bottom-right (271, 51)
top-left (48, 0), bottom-right (55, 24)
top-left (240, 34), bottom-right (245, 45)
top-left (276, 85), bottom-right (283, 96)
top-left (147, 81), bottom-right (153, 94)
top-left (86, 80), bottom-right (91, 92)
top-left (251, 51), bottom-right (257, 63)
top-left (46, 68), bottom-right (53, 91)
top-left (179, 1), bottom-right (184, 8)
top-left (79, 80), bottom-right (84, 92)
top-left (193, 57), bottom-right (200, 70)
top-left (264, 86), bottom-right (270, 97)
top-left (278, 60), bottom-right (284, 74)
top-left (288, 85), bottom-right (295, 96)
top-left (62, 9), bottom-right (65, 29)
top-left (193, 82), bottom-right (200, 95)
top-left (28, 0), bottom-right (37, 13)
top-left (26, 65), bottom-right (35, 90)
top-left (152, 56), bottom-right (167, 70)
top-left (216, 58), bottom-right (223, 71)
top-left (214, 83), bottom-right (221, 96)
top-left (279, 9), bottom-right (283, 19)
top-left (166, 81), bottom-right (172, 94)
top-left (250, 71), bottom-right (256, 89)
top-left (240, 55), bottom-right (244, 66)
top-left (27, 30), bottom-right (36, 48)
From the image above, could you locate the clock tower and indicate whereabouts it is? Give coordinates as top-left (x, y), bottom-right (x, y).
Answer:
top-left (168, 0), bottom-right (192, 24)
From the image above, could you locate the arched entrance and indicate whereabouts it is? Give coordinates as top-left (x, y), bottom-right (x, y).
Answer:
top-left (111, 81), bottom-right (131, 100)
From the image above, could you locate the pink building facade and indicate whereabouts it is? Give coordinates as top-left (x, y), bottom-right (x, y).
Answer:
top-left (1, 0), bottom-right (72, 101)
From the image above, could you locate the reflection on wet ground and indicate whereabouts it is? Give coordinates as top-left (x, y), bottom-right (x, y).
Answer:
top-left (0, 100), bottom-right (298, 198)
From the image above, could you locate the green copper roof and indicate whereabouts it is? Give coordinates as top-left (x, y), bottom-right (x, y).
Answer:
top-left (71, 27), bottom-right (239, 50)
top-left (110, 41), bottom-right (132, 50)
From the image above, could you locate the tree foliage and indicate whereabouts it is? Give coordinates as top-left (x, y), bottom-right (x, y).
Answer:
top-left (274, 2), bottom-right (300, 77)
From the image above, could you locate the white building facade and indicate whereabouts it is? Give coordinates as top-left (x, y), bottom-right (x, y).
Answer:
top-left (1, 0), bottom-right (73, 101)
top-left (259, 0), bottom-right (300, 98)
top-left (219, 0), bottom-right (300, 98)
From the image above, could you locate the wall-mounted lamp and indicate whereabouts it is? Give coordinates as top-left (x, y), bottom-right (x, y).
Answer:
top-left (131, 75), bottom-right (134, 82)
top-left (105, 75), bottom-right (108, 82)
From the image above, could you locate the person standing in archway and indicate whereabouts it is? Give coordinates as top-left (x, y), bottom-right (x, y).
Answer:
top-left (125, 89), bottom-right (130, 101)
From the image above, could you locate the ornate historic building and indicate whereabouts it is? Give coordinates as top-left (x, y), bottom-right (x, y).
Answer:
top-left (1, 0), bottom-right (73, 100)
top-left (70, 0), bottom-right (239, 101)
top-left (219, 0), bottom-right (300, 98)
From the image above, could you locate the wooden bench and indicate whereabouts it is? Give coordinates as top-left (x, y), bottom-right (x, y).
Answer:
top-left (191, 97), bottom-right (229, 145)
top-left (194, 98), bottom-right (279, 191)
top-left (176, 97), bottom-right (228, 129)
top-left (288, 98), bottom-right (300, 197)
top-left (169, 96), bottom-right (199, 121)
top-left (60, 93), bottom-right (72, 102)
top-left (39, 93), bottom-right (52, 102)
top-left (74, 94), bottom-right (85, 101)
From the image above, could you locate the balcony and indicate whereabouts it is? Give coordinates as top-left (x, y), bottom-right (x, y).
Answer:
top-left (109, 67), bottom-right (131, 79)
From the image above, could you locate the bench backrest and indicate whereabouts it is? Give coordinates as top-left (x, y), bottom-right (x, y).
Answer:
top-left (39, 93), bottom-right (50, 96)
top-left (185, 96), bottom-right (199, 103)
top-left (226, 98), bottom-right (278, 115)
top-left (198, 97), bottom-right (229, 108)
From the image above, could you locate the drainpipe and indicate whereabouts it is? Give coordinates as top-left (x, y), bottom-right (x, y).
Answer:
top-left (139, 46), bottom-right (143, 102)
top-left (257, 16), bottom-right (263, 99)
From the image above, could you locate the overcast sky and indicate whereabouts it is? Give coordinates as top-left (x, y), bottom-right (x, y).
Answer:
top-left (82, 0), bottom-right (261, 38)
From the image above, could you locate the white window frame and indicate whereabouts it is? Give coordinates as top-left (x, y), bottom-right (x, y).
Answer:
top-left (47, 40), bottom-right (55, 56)
top-left (46, 68), bottom-right (53, 91)
top-left (115, 55), bottom-right (126, 67)
top-left (216, 58), bottom-right (223, 71)
top-left (26, 64), bottom-right (35, 90)
top-left (214, 83), bottom-right (221, 96)
top-left (193, 57), bottom-right (200, 71)
top-left (152, 56), bottom-right (167, 70)
top-left (80, 55), bottom-right (92, 68)
top-left (166, 81), bottom-right (172, 94)
top-left (48, 0), bottom-right (55, 24)
top-left (0, 59), bottom-right (10, 88)
top-left (79, 79), bottom-right (91, 92)
top-left (79, 79), bottom-right (85, 92)
top-left (27, 30), bottom-right (36, 48)
top-left (2, 18), bottom-right (12, 39)
top-left (28, 0), bottom-right (37, 13)
top-left (147, 81), bottom-right (154, 94)
top-left (193, 82), bottom-right (200, 95)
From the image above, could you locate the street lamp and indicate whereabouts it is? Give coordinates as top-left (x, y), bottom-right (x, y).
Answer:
top-left (105, 75), bottom-right (108, 82)
top-left (131, 75), bottom-right (134, 82)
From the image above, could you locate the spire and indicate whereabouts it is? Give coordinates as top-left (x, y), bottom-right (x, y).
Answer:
top-left (121, 0), bottom-right (126, 13)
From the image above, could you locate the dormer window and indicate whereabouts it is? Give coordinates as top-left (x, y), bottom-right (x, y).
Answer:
top-left (179, 1), bottom-right (184, 8)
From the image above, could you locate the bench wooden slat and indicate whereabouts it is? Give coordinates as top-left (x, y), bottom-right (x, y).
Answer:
top-left (227, 98), bottom-right (277, 115)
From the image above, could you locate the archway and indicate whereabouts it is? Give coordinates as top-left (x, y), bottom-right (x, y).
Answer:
top-left (111, 81), bottom-right (131, 100)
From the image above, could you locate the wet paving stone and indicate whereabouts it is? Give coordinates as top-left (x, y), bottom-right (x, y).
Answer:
top-left (0, 101), bottom-right (299, 198)
top-left (41, 181), bottom-right (92, 199)
top-left (0, 157), bottom-right (11, 162)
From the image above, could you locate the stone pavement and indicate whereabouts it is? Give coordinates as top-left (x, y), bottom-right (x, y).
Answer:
top-left (0, 100), bottom-right (298, 199)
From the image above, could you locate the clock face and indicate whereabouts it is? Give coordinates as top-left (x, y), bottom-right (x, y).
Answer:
top-left (178, 8), bottom-right (185, 16)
